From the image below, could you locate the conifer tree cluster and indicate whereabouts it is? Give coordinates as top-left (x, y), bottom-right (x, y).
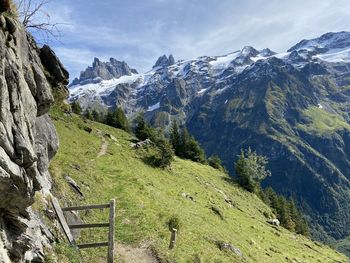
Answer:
top-left (134, 114), bottom-right (173, 168)
top-left (70, 102), bottom-right (131, 133)
top-left (260, 187), bottom-right (309, 236)
top-left (170, 121), bottom-right (206, 163)
top-left (105, 107), bottom-right (130, 132)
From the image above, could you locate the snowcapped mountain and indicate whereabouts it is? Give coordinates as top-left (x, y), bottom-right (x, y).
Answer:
top-left (68, 31), bottom-right (350, 245)
top-left (68, 46), bottom-right (288, 116)
top-left (69, 32), bottom-right (350, 118)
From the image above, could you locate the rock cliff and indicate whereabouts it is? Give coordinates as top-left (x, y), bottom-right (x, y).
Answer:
top-left (0, 4), bottom-right (68, 262)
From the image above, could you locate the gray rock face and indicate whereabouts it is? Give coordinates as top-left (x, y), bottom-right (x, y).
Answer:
top-left (153, 54), bottom-right (175, 68)
top-left (40, 45), bottom-right (69, 86)
top-left (0, 10), bottom-right (68, 262)
top-left (34, 114), bottom-right (59, 193)
top-left (70, 57), bottom-right (138, 86)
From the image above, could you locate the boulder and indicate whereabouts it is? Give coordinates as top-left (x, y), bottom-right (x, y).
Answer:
top-left (131, 139), bottom-right (153, 148)
top-left (217, 241), bottom-right (243, 257)
top-left (64, 175), bottom-right (84, 198)
top-left (267, 218), bottom-right (280, 227)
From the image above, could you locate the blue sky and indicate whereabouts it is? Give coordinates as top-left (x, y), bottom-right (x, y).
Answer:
top-left (34, 0), bottom-right (350, 79)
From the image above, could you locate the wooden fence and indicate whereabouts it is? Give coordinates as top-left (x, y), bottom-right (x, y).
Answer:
top-left (52, 197), bottom-right (115, 263)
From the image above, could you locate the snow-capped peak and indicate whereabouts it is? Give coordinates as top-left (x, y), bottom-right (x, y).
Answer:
top-left (288, 31), bottom-right (350, 53)
top-left (68, 31), bottom-right (350, 115)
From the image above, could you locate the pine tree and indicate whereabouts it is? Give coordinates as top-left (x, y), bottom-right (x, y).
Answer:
top-left (170, 121), bottom-right (181, 156)
top-left (92, 110), bottom-right (100, 122)
top-left (178, 128), bottom-right (206, 163)
top-left (84, 109), bottom-right (93, 120)
top-left (134, 114), bottom-right (155, 141)
top-left (179, 128), bottom-right (191, 158)
top-left (105, 108), bottom-right (130, 132)
top-left (289, 200), bottom-right (309, 236)
top-left (149, 132), bottom-right (174, 168)
top-left (114, 107), bottom-right (130, 132)
top-left (185, 137), bottom-right (206, 163)
top-left (71, 101), bottom-right (82, 115)
top-left (234, 148), bottom-right (271, 192)
top-left (105, 111), bottom-right (114, 126)
top-left (277, 196), bottom-right (295, 231)
top-left (260, 187), bottom-right (309, 236)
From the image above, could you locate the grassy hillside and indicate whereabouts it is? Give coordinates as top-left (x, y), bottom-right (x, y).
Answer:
top-left (297, 106), bottom-right (350, 135)
top-left (48, 111), bottom-right (348, 263)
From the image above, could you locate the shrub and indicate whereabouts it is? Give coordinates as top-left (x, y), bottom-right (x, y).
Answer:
top-left (168, 215), bottom-right (181, 231)
top-left (208, 155), bottom-right (227, 172)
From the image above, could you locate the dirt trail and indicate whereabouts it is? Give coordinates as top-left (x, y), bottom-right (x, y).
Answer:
top-left (96, 130), bottom-right (108, 157)
top-left (115, 243), bottom-right (157, 263)
top-left (97, 137), bottom-right (108, 157)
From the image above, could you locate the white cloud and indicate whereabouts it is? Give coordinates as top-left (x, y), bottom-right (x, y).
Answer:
top-left (53, 47), bottom-right (97, 78)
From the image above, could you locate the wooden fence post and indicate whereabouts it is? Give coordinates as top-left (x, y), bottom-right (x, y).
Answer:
top-left (169, 228), bottom-right (177, 249)
top-left (108, 199), bottom-right (116, 263)
top-left (52, 197), bottom-right (76, 246)
top-left (53, 199), bottom-right (116, 263)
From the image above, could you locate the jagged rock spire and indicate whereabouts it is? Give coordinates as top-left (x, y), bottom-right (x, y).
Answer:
top-left (70, 57), bottom-right (138, 86)
top-left (153, 54), bottom-right (176, 68)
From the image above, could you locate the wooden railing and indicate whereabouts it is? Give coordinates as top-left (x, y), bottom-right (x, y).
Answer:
top-left (52, 197), bottom-right (115, 263)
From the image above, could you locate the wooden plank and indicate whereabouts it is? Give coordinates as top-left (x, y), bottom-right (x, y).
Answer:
top-left (62, 204), bottom-right (109, 211)
top-left (108, 199), bottom-right (116, 263)
top-left (77, 242), bottom-right (109, 249)
top-left (68, 223), bottom-right (109, 229)
top-left (51, 197), bottom-right (76, 246)
top-left (169, 228), bottom-right (177, 249)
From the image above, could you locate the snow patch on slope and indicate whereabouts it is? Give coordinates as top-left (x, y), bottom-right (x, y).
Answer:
top-left (70, 74), bottom-right (142, 98)
top-left (209, 51), bottom-right (240, 70)
top-left (198, 88), bottom-right (208, 94)
top-left (147, 102), bottom-right (160, 111)
top-left (315, 47), bottom-right (350, 63)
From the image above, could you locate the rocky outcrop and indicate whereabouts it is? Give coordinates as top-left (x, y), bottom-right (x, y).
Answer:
top-left (153, 54), bottom-right (175, 68)
top-left (70, 57), bottom-right (138, 86)
top-left (0, 5), bottom-right (68, 262)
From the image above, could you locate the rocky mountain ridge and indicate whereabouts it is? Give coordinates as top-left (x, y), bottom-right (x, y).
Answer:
top-left (69, 32), bottom-right (350, 117)
top-left (70, 57), bottom-right (138, 87)
top-left (70, 31), bottom-right (350, 244)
